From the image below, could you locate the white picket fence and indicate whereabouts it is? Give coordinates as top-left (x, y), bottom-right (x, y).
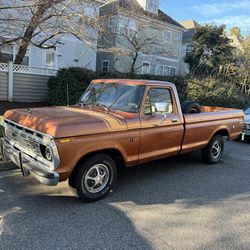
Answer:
top-left (0, 62), bottom-right (57, 76)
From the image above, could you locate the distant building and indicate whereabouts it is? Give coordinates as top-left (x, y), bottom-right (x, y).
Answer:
top-left (97, 0), bottom-right (185, 76)
top-left (228, 34), bottom-right (244, 52)
top-left (179, 20), bottom-right (199, 75)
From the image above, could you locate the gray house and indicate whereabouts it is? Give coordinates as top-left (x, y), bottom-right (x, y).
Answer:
top-left (97, 0), bottom-right (185, 76)
top-left (179, 20), bottom-right (199, 75)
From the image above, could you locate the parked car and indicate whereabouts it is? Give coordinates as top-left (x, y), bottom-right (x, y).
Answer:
top-left (0, 79), bottom-right (244, 202)
top-left (243, 108), bottom-right (250, 140)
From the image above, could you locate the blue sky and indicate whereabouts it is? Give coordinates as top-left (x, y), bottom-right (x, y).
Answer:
top-left (160, 0), bottom-right (250, 34)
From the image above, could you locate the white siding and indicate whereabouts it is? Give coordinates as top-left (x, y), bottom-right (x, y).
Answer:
top-left (57, 36), bottom-right (97, 70)
top-left (29, 46), bottom-right (44, 68)
top-left (0, 71), bottom-right (8, 101)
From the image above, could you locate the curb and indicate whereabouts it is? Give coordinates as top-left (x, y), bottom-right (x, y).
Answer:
top-left (0, 161), bottom-right (18, 172)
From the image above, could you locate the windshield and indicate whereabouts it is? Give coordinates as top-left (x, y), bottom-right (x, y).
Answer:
top-left (80, 82), bottom-right (145, 113)
top-left (245, 108), bottom-right (250, 114)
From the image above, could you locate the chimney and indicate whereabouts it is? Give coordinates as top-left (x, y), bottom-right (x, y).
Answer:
top-left (136, 0), bottom-right (159, 14)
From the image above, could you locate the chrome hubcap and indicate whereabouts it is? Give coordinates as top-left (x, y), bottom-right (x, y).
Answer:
top-left (212, 141), bottom-right (222, 159)
top-left (84, 164), bottom-right (110, 193)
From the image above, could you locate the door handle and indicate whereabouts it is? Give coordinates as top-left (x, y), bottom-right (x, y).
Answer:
top-left (172, 118), bottom-right (178, 123)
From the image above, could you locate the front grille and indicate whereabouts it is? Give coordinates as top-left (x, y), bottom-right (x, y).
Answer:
top-left (4, 121), bottom-right (42, 155)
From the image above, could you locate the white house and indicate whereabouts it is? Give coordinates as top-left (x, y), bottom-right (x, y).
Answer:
top-left (0, 1), bottom-right (101, 71)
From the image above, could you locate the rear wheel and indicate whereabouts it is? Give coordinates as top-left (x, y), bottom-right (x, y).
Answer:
top-left (70, 154), bottom-right (117, 202)
top-left (201, 134), bottom-right (224, 164)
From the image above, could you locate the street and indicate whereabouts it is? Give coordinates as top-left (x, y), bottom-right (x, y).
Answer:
top-left (0, 140), bottom-right (250, 250)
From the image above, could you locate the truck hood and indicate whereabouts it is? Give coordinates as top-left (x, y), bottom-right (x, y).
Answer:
top-left (3, 106), bottom-right (128, 138)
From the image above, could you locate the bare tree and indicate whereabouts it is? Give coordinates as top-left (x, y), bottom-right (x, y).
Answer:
top-left (99, 13), bottom-right (175, 75)
top-left (0, 0), bottom-right (104, 64)
top-left (119, 25), bottom-right (164, 74)
top-left (121, 21), bottom-right (176, 74)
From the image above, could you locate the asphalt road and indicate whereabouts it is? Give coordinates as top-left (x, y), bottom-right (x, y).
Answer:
top-left (0, 140), bottom-right (250, 250)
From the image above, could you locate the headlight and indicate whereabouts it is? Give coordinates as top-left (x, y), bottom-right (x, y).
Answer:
top-left (40, 144), bottom-right (53, 161)
top-left (45, 146), bottom-right (52, 161)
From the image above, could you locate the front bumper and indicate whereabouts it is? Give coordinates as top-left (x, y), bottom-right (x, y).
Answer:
top-left (1, 138), bottom-right (59, 186)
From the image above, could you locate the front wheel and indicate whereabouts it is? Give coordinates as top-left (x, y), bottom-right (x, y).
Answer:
top-left (70, 154), bottom-right (117, 202)
top-left (201, 134), bottom-right (224, 164)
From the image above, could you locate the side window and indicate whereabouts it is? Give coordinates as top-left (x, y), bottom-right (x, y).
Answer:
top-left (144, 88), bottom-right (174, 114)
top-left (142, 62), bottom-right (150, 74)
top-left (102, 60), bottom-right (109, 72)
top-left (46, 48), bottom-right (56, 68)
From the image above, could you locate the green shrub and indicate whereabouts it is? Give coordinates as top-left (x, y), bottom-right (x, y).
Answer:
top-left (48, 67), bottom-right (188, 105)
top-left (188, 77), bottom-right (250, 109)
top-left (48, 68), bottom-right (97, 105)
top-left (0, 126), bottom-right (3, 138)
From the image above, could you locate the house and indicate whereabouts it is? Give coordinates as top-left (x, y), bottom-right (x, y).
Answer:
top-left (179, 20), bottom-right (199, 75)
top-left (228, 34), bottom-right (244, 52)
top-left (0, 1), bottom-right (101, 71)
top-left (96, 0), bottom-right (185, 76)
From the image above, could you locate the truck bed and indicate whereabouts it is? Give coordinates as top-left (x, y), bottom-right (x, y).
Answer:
top-left (181, 106), bottom-right (244, 154)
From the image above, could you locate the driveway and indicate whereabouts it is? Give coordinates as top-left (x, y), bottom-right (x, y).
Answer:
top-left (0, 140), bottom-right (250, 250)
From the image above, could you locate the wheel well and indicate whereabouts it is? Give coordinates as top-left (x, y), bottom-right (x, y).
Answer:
top-left (214, 129), bottom-right (229, 139)
top-left (69, 149), bottom-right (125, 187)
top-left (78, 149), bottom-right (124, 167)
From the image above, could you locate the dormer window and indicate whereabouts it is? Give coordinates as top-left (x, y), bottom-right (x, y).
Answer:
top-left (148, 0), bottom-right (159, 13)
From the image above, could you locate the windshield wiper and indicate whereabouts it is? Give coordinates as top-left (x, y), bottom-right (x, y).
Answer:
top-left (79, 101), bottom-right (88, 107)
top-left (96, 103), bottom-right (110, 111)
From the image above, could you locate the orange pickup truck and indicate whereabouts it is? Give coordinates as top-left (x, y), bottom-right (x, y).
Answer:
top-left (1, 79), bottom-right (244, 202)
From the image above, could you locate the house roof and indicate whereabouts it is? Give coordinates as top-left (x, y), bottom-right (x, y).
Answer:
top-left (180, 20), bottom-right (199, 29)
top-left (157, 10), bottom-right (184, 28)
top-left (101, 0), bottom-right (184, 29)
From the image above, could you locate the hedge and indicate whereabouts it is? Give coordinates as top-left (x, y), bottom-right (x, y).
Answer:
top-left (187, 78), bottom-right (250, 109)
top-left (47, 67), bottom-right (249, 109)
top-left (47, 67), bottom-right (188, 106)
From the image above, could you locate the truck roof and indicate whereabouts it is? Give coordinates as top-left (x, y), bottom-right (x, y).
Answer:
top-left (92, 79), bottom-right (175, 87)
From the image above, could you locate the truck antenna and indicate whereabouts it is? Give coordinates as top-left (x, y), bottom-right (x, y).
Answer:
top-left (66, 84), bottom-right (70, 107)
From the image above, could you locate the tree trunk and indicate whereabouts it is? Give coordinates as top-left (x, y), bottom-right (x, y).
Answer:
top-left (13, 1), bottom-right (52, 64)
top-left (14, 40), bottom-right (30, 64)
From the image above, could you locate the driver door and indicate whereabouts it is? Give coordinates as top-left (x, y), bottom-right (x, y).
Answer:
top-left (139, 87), bottom-right (184, 163)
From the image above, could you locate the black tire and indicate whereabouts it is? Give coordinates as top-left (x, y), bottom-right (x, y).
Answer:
top-left (70, 154), bottom-right (117, 202)
top-left (244, 135), bottom-right (250, 143)
top-left (201, 134), bottom-right (224, 164)
top-left (182, 101), bottom-right (201, 114)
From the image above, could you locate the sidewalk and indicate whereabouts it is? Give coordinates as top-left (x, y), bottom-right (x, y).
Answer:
top-left (0, 161), bottom-right (18, 172)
